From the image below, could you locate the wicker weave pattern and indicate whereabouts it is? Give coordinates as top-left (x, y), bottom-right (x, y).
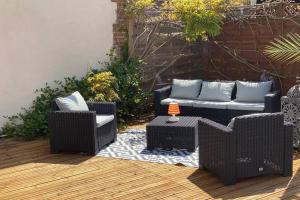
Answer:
top-left (49, 102), bottom-right (117, 155)
top-left (146, 116), bottom-right (200, 152)
top-left (88, 102), bottom-right (116, 115)
top-left (154, 86), bottom-right (172, 116)
top-left (283, 122), bottom-right (294, 176)
top-left (198, 118), bottom-right (236, 184)
top-left (265, 90), bottom-right (281, 112)
top-left (198, 113), bottom-right (293, 185)
top-left (227, 110), bottom-right (262, 123)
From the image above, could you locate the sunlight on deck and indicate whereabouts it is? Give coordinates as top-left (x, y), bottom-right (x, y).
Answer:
top-left (0, 138), bottom-right (299, 200)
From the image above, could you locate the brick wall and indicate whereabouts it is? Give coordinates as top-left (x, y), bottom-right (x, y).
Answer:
top-left (111, 0), bottom-right (128, 53)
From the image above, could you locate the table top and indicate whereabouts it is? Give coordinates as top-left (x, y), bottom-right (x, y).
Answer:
top-left (147, 116), bottom-right (202, 128)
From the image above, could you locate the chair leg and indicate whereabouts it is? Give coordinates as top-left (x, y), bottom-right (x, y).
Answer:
top-left (50, 138), bottom-right (60, 154)
top-left (221, 176), bottom-right (237, 186)
top-left (50, 147), bottom-right (60, 154)
top-left (147, 146), bottom-right (154, 151)
top-left (283, 166), bottom-right (293, 177)
top-left (187, 147), bottom-right (196, 152)
top-left (86, 150), bottom-right (97, 156)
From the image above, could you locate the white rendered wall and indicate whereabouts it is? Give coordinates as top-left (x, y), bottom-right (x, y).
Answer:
top-left (0, 0), bottom-right (116, 127)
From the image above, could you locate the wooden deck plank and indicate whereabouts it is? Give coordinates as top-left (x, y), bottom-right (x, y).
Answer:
top-left (5, 164), bottom-right (156, 199)
top-left (0, 137), bottom-right (299, 199)
top-left (0, 159), bottom-right (124, 195)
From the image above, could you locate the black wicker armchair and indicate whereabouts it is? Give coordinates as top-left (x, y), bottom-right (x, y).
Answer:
top-left (198, 113), bottom-right (293, 185)
top-left (49, 102), bottom-right (117, 156)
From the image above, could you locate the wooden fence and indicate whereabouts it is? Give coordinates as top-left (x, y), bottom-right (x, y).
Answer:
top-left (129, 2), bottom-right (300, 93)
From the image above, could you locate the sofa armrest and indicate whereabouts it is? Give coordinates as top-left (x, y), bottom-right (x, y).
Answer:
top-left (49, 111), bottom-right (97, 134)
top-left (155, 86), bottom-right (172, 100)
top-left (49, 110), bottom-right (96, 122)
top-left (265, 90), bottom-right (281, 112)
top-left (283, 122), bottom-right (294, 176)
top-left (48, 111), bottom-right (97, 153)
top-left (87, 102), bottom-right (116, 116)
top-left (198, 118), bottom-right (236, 184)
top-left (199, 118), bottom-right (232, 134)
top-left (154, 86), bottom-right (172, 116)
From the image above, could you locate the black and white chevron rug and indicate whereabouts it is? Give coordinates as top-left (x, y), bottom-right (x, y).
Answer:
top-left (97, 129), bottom-right (198, 168)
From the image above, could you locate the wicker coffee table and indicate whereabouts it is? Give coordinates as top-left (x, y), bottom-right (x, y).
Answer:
top-left (146, 116), bottom-right (201, 152)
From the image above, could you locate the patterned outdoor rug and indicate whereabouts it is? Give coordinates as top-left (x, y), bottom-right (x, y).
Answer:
top-left (97, 129), bottom-right (199, 167)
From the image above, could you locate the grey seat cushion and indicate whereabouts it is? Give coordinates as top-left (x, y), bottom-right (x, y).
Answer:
top-left (198, 81), bottom-right (235, 102)
top-left (161, 98), bottom-right (196, 107)
top-left (170, 79), bottom-right (202, 99)
top-left (235, 81), bottom-right (272, 102)
top-left (96, 115), bottom-right (114, 127)
top-left (227, 101), bottom-right (265, 111)
top-left (193, 100), bottom-right (230, 109)
top-left (162, 98), bottom-right (264, 111)
top-left (55, 91), bottom-right (89, 111)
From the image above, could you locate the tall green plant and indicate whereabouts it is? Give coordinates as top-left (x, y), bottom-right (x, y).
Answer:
top-left (264, 33), bottom-right (300, 64)
top-left (106, 47), bottom-right (150, 123)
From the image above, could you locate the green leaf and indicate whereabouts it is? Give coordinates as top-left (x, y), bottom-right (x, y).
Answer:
top-left (264, 33), bottom-right (300, 64)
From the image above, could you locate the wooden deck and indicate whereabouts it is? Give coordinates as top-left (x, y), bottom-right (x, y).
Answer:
top-left (1, 137), bottom-right (300, 200)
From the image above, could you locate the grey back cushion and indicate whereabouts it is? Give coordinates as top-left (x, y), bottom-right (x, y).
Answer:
top-left (235, 81), bottom-right (272, 102)
top-left (55, 91), bottom-right (89, 111)
top-left (170, 79), bottom-right (202, 99)
top-left (198, 81), bottom-right (235, 102)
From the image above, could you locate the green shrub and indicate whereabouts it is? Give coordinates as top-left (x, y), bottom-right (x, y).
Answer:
top-left (0, 77), bottom-right (92, 139)
top-left (87, 71), bottom-right (119, 102)
top-left (106, 47), bottom-right (151, 124)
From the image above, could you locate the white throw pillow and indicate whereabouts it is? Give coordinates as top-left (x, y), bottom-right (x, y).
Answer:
top-left (170, 79), bottom-right (202, 99)
top-left (198, 81), bottom-right (235, 102)
top-left (235, 81), bottom-right (272, 102)
top-left (55, 91), bottom-right (89, 111)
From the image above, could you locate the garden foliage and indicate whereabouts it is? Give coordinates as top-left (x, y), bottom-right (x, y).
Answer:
top-left (264, 33), bottom-right (300, 64)
top-left (88, 71), bottom-right (119, 102)
top-left (0, 77), bottom-right (92, 139)
top-left (126, 0), bottom-right (244, 42)
top-left (105, 47), bottom-right (150, 124)
top-left (0, 48), bottom-right (149, 139)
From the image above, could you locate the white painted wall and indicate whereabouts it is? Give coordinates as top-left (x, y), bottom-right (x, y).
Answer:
top-left (0, 0), bottom-right (116, 127)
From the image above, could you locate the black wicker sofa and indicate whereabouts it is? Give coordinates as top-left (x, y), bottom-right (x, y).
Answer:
top-left (154, 80), bottom-right (281, 125)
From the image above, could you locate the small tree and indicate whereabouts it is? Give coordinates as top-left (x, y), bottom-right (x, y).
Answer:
top-left (125, 0), bottom-right (244, 90)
